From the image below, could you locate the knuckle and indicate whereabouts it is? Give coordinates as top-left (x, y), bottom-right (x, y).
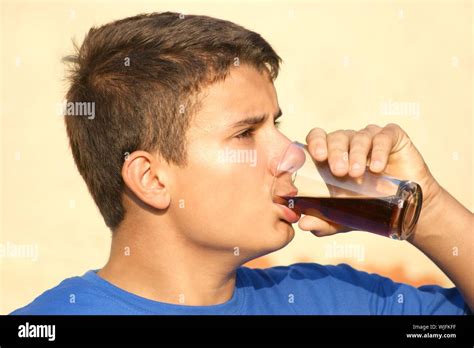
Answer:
top-left (385, 123), bottom-right (408, 140)
top-left (313, 139), bottom-right (327, 148)
top-left (328, 148), bottom-right (344, 158)
top-left (330, 129), bottom-right (346, 136)
top-left (327, 130), bottom-right (348, 142)
top-left (328, 140), bottom-right (347, 151)
top-left (371, 146), bottom-right (387, 156)
top-left (349, 146), bottom-right (368, 157)
top-left (326, 130), bottom-right (337, 138)
top-left (344, 129), bottom-right (356, 137)
top-left (365, 124), bottom-right (381, 132)
top-left (373, 133), bottom-right (391, 144)
top-left (385, 122), bottom-right (401, 130)
top-left (353, 131), bottom-right (372, 143)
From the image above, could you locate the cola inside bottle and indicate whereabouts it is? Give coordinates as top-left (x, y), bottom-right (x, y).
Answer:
top-left (280, 195), bottom-right (418, 238)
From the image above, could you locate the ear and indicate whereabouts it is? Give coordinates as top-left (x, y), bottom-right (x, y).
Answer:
top-left (121, 151), bottom-right (171, 210)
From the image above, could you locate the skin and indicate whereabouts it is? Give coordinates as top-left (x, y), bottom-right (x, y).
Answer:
top-left (98, 64), bottom-right (473, 311)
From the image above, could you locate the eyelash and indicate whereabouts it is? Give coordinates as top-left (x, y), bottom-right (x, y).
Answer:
top-left (235, 120), bottom-right (282, 139)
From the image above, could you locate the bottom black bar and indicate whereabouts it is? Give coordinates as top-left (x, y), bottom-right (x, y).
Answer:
top-left (0, 315), bottom-right (472, 346)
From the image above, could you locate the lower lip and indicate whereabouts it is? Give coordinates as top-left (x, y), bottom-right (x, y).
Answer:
top-left (274, 203), bottom-right (301, 224)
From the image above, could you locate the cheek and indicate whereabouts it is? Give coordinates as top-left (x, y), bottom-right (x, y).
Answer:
top-left (169, 148), bottom-right (294, 254)
top-left (171, 148), bottom-right (273, 233)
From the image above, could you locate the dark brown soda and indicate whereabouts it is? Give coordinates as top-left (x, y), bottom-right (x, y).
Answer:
top-left (280, 195), bottom-right (412, 237)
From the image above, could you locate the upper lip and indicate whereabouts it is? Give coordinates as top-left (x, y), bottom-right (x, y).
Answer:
top-left (272, 189), bottom-right (298, 205)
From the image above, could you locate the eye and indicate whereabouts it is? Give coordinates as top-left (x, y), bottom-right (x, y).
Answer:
top-left (235, 128), bottom-right (255, 139)
top-left (234, 120), bottom-right (281, 140)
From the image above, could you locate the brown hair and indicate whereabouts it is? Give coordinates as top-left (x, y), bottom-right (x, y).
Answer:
top-left (63, 12), bottom-right (281, 229)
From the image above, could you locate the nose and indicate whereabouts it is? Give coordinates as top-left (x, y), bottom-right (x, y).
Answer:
top-left (269, 141), bottom-right (306, 198)
top-left (268, 133), bottom-right (293, 176)
top-left (269, 141), bottom-right (306, 177)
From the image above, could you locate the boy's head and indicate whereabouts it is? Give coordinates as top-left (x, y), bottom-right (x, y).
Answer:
top-left (64, 12), bottom-right (295, 261)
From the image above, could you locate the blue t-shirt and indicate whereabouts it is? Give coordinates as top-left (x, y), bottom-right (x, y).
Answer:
top-left (10, 263), bottom-right (470, 315)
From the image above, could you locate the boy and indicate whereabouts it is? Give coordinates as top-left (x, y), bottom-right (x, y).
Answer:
top-left (11, 12), bottom-right (473, 315)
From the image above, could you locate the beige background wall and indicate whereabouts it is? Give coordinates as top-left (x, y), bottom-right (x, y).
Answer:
top-left (1, 0), bottom-right (472, 314)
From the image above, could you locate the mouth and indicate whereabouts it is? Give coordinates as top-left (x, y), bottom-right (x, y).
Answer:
top-left (272, 190), bottom-right (300, 224)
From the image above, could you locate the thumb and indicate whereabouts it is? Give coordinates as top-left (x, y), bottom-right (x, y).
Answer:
top-left (298, 215), bottom-right (352, 237)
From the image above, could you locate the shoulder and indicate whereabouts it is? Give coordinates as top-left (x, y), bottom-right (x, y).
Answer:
top-left (238, 262), bottom-right (469, 315)
top-left (9, 271), bottom-right (111, 315)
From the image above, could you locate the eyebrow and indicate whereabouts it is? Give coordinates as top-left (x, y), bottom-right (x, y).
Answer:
top-left (230, 108), bottom-right (282, 128)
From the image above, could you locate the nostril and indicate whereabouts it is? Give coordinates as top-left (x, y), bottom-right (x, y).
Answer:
top-left (288, 189), bottom-right (298, 197)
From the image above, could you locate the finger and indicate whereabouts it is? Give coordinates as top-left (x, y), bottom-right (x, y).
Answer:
top-left (348, 130), bottom-right (372, 177)
top-left (363, 124), bottom-right (382, 136)
top-left (298, 215), bottom-right (351, 237)
top-left (382, 123), bottom-right (405, 151)
top-left (358, 124), bottom-right (382, 168)
top-left (326, 130), bottom-right (353, 177)
top-left (369, 130), bottom-right (395, 173)
top-left (306, 127), bottom-right (327, 161)
top-left (370, 123), bottom-right (404, 173)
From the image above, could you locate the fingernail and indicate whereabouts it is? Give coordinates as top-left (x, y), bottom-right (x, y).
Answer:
top-left (315, 148), bottom-right (326, 156)
top-left (371, 160), bottom-right (383, 170)
top-left (334, 160), bottom-right (346, 171)
top-left (351, 162), bottom-right (361, 171)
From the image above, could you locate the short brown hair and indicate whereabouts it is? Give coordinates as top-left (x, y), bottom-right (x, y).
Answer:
top-left (63, 12), bottom-right (281, 229)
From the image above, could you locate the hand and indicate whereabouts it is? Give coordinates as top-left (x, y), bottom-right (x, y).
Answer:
top-left (301, 123), bottom-right (442, 237)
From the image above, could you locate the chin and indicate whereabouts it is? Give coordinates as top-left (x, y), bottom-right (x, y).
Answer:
top-left (277, 219), bottom-right (296, 246)
top-left (257, 220), bottom-right (296, 256)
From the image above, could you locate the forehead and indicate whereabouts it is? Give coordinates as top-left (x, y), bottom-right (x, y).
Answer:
top-left (191, 65), bottom-right (279, 130)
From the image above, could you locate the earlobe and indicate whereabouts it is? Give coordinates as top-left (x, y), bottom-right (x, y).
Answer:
top-left (121, 151), bottom-right (171, 210)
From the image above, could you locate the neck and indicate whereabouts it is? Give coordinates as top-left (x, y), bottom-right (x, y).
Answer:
top-left (97, 219), bottom-right (241, 306)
